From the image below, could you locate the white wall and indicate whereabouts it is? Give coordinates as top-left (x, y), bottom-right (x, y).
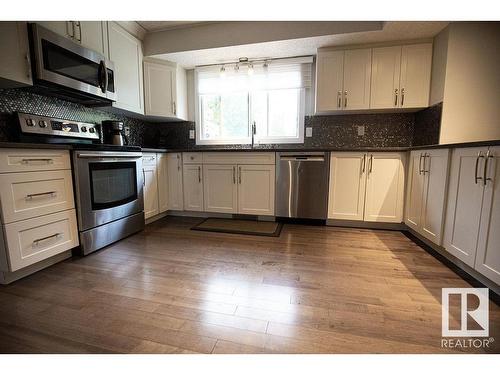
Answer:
top-left (429, 26), bottom-right (449, 106)
top-left (439, 22), bottom-right (500, 144)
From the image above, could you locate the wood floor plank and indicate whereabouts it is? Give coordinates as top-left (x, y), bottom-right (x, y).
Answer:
top-left (0, 216), bottom-right (498, 353)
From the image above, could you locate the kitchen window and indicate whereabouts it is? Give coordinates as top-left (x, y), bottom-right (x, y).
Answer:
top-left (195, 57), bottom-right (313, 145)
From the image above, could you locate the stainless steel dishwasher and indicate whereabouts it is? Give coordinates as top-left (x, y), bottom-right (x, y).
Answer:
top-left (276, 152), bottom-right (330, 219)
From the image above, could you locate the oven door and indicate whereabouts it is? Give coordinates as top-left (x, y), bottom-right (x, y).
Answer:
top-left (30, 23), bottom-right (116, 102)
top-left (73, 151), bottom-right (144, 231)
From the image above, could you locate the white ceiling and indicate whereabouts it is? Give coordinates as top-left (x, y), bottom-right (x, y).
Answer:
top-left (151, 21), bottom-right (449, 68)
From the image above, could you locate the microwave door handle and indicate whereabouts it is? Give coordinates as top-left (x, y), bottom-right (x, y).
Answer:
top-left (98, 60), bottom-right (107, 93)
top-left (103, 60), bottom-right (109, 93)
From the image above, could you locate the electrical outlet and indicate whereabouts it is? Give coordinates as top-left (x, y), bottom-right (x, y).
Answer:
top-left (306, 127), bottom-right (313, 137)
top-left (189, 130), bottom-right (195, 139)
top-left (124, 126), bottom-right (130, 136)
top-left (357, 126), bottom-right (365, 136)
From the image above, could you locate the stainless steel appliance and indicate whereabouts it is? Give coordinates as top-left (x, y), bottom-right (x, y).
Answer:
top-left (102, 120), bottom-right (129, 146)
top-left (73, 151), bottom-right (144, 255)
top-left (28, 23), bottom-right (116, 106)
top-left (276, 152), bottom-right (330, 219)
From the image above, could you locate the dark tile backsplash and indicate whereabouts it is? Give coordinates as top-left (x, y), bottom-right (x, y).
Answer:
top-left (0, 87), bottom-right (441, 149)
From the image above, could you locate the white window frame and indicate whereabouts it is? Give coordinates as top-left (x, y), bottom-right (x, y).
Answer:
top-left (194, 58), bottom-right (311, 146)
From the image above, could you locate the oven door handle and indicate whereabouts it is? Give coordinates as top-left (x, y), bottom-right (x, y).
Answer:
top-left (77, 153), bottom-right (142, 159)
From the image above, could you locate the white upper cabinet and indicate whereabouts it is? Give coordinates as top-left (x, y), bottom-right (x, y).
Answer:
top-left (370, 43), bottom-right (432, 109)
top-left (443, 147), bottom-right (487, 267)
top-left (399, 44), bottom-right (433, 108)
top-left (342, 48), bottom-right (372, 110)
top-left (0, 22), bottom-right (32, 88)
top-left (78, 22), bottom-right (108, 56)
top-left (405, 149), bottom-right (450, 245)
top-left (315, 50), bottom-right (344, 112)
top-left (37, 21), bottom-right (108, 56)
top-left (328, 152), bottom-right (367, 221)
top-left (144, 58), bottom-right (188, 120)
top-left (370, 46), bottom-right (402, 109)
top-left (183, 164), bottom-right (204, 211)
top-left (315, 48), bottom-right (371, 112)
top-left (364, 153), bottom-right (405, 223)
top-left (475, 146), bottom-right (500, 285)
top-left (107, 22), bottom-right (144, 115)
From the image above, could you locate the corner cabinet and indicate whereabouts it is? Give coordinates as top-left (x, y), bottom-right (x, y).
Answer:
top-left (144, 58), bottom-right (188, 120)
top-left (328, 152), bottom-right (405, 223)
top-left (405, 149), bottom-right (450, 245)
top-left (107, 22), bottom-right (144, 115)
top-left (444, 146), bottom-right (500, 286)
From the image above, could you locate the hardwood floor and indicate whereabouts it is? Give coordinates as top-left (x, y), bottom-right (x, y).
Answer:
top-left (0, 216), bottom-right (498, 353)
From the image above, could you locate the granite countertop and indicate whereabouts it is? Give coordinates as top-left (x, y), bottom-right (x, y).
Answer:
top-left (1, 140), bottom-right (499, 153)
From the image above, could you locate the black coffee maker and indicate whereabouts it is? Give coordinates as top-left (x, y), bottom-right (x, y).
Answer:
top-left (102, 120), bottom-right (128, 146)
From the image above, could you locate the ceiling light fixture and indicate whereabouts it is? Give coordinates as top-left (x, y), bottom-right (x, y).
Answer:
top-left (247, 63), bottom-right (254, 76)
top-left (234, 64), bottom-right (239, 73)
top-left (220, 65), bottom-right (226, 78)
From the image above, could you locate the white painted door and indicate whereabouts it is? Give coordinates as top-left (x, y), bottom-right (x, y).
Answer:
top-left (443, 147), bottom-right (488, 267)
top-left (237, 164), bottom-right (275, 216)
top-left (203, 164), bottom-right (238, 214)
top-left (370, 46), bottom-right (401, 109)
top-left (328, 152), bottom-right (367, 221)
top-left (315, 50), bottom-right (344, 112)
top-left (37, 22), bottom-right (73, 39)
top-left (405, 151), bottom-right (425, 230)
top-left (143, 164), bottom-right (159, 219)
top-left (183, 164), bottom-right (204, 211)
top-left (342, 48), bottom-right (372, 110)
top-left (157, 153), bottom-right (168, 213)
top-left (399, 43), bottom-right (432, 108)
top-left (364, 153), bottom-right (405, 223)
top-left (475, 146), bottom-right (500, 284)
top-left (144, 60), bottom-right (175, 117)
top-left (420, 149), bottom-right (450, 245)
top-left (107, 22), bottom-right (144, 114)
top-left (79, 21), bottom-right (107, 55)
top-left (166, 153), bottom-right (184, 211)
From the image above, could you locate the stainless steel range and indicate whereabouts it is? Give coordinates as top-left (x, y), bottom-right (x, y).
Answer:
top-left (72, 150), bottom-right (144, 255)
top-left (17, 112), bottom-right (144, 255)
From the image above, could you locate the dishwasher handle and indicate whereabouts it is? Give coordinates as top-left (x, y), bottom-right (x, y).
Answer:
top-left (280, 155), bottom-right (325, 162)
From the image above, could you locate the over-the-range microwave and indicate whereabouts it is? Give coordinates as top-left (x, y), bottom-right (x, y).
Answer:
top-left (28, 23), bottom-right (117, 106)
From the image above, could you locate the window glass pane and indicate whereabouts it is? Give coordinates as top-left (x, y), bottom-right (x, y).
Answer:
top-left (201, 93), bottom-right (249, 140)
top-left (267, 89), bottom-right (300, 137)
top-left (251, 91), bottom-right (268, 137)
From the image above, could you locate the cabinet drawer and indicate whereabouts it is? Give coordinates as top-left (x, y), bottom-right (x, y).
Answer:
top-left (0, 149), bottom-right (70, 173)
top-left (0, 170), bottom-right (75, 224)
top-left (142, 153), bottom-right (157, 167)
top-left (202, 152), bottom-right (276, 165)
top-left (183, 152), bottom-right (202, 164)
top-left (3, 209), bottom-right (78, 271)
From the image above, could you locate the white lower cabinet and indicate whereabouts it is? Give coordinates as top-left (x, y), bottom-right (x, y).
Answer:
top-left (238, 164), bottom-right (275, 216)
top-left (444, 146), bottom-right (500, 284)
top-left (167, 153), bottom-right (184, 211)
top-left (405, 149), bottom-right (450, 245)
top-left (143, 164), bottom-right (159, 219)
top-left (328, 152), bottom-right (367, 221)
top-left (157, 153), bottom-right (169, 213)
top-left (3, 209), bottom-right (78, 272)
top-left (328, 152), bottom-right (405, 223)
top-left (475, 146), bottom-right (500, 285)
top-left (203, 164), bottom-right (238, 214)
top-left (183, 164), bottom-right (204, 211)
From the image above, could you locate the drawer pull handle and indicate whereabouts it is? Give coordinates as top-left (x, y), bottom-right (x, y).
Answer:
top-left (21, 158), bottom-right (54, 164)
top-left (33, 233), bottom-right (61, 246)
top-left (26, 191), bottom-right (56, 200)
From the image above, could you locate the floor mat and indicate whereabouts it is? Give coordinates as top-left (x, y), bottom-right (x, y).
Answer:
top-left (191, 218), bottom-right (283, 237)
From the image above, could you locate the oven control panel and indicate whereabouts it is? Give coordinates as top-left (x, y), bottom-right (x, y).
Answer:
top-left (18, 112), bottom-right (100, 140)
